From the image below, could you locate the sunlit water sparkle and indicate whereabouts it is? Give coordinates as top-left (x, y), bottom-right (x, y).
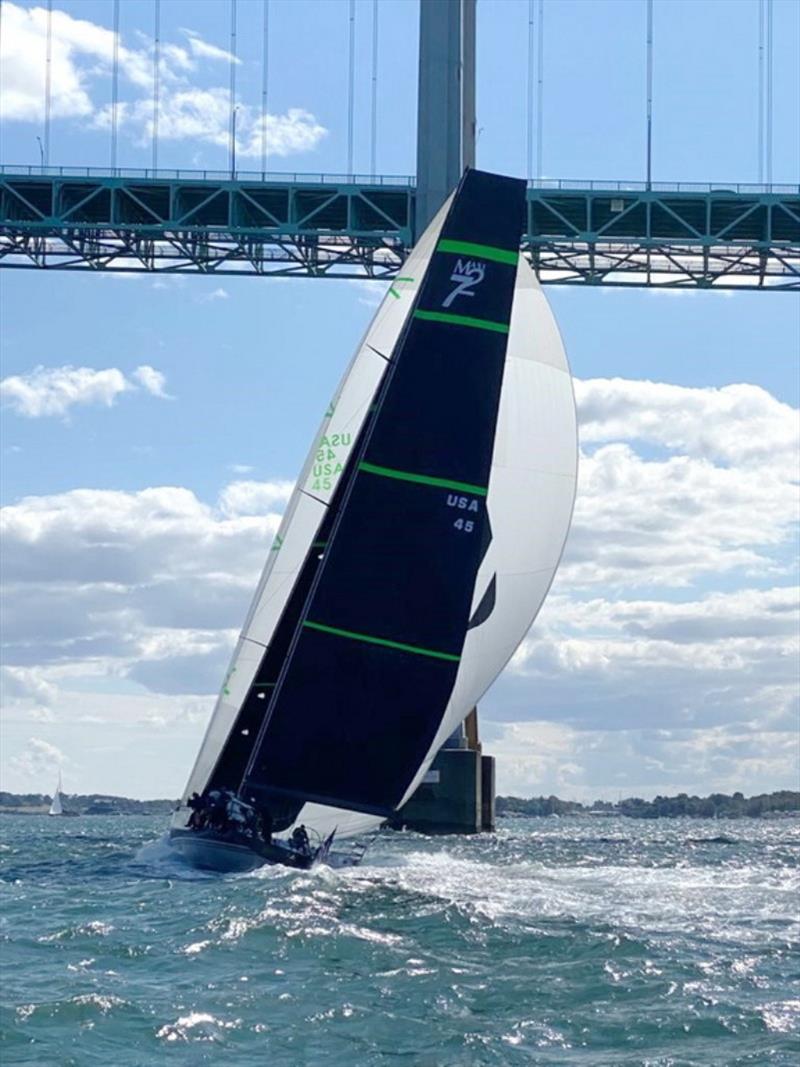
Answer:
top-left (1, 815), bottom-right (797, 1065)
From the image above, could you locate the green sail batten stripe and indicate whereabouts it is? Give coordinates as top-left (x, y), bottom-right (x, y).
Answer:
top-left (388, 288), bottom-right (401, 299)
top-left (312, 541), bottom-right (327, 548)
top-left (436, 239), bottom-right (518, 265)
top-left (358, 461), bottom-right (487, 497)
top-left (303, 621), bottom-right (460, 662)
top-left (396, 275), bottom-right (414, 281)
top-left (413, 309), bottom-right (509, 334)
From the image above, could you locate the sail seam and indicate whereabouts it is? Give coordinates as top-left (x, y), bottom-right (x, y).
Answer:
top-left (413, 309), bottom-right (509, 334)
top-left (436, 238), bottom-right (519, 265)
top-left (303, 620), bottom-right (460, 662)
top-left (358, 461), bottom-right (487, 496)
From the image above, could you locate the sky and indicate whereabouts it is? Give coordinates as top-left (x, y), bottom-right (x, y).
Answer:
top-left (0, 0), bottom-right (798, 802)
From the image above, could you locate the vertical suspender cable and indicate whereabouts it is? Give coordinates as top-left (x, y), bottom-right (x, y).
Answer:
top-left (347, 0), bottom-right (355, 175)
top-left (766, 0), bottom-right (773, 185)
top-left (152, 0), bottom-right (160, 172)
top-left (526, 0), bottom-right (534, 181)
top-left (44, 0), bottom-right (52, 166)
top-left (537, 0), bottom-right (544, 179)
top-left (0, 0), bottom-right (4, 159)
top-left (370, 0), bottom-right (378, 177)
top-left (645, 0), bottom-right (653, 188)
top-left (229, 0), bottom-right (238, 177)
top-left (111, 0), bottom-right (120, 170)
top-left (261, 0), bottom-right (270, 175)
top-left (758, 0), bottom-right (764, 184)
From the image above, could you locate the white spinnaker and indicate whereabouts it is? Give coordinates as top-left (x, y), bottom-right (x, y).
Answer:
top-left (175, 199), bottom-right (452, 817)
top-left (397, 253), bottom-right (578, 808)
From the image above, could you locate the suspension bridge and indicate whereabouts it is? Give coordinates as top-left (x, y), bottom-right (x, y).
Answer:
top-left (0, 0), bottom-right (797, 290)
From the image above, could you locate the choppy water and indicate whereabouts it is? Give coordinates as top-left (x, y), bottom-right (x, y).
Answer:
top-left (1, 816), bottom-right (798, 1066)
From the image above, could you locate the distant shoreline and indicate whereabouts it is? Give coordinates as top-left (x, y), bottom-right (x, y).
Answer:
top-left (1, 789), bottom-right (797, 819)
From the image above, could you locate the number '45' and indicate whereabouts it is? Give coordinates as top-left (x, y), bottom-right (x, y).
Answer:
top-left (453, 518), bottom-right (474, 533)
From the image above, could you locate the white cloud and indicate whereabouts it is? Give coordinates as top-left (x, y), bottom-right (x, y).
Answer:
top-left (0, 376), bottom-right (797, 798)
top-left (576, 378), bottom-right (799, 477)
top-left (8, 737), bottom-right (66, 782)
top-left (182, 30), bottom-right (241, 66)
top-left (132, 364), bottom-right (170, 398)
top-left (198, 287), bottom-right (230, 304)
top-left (0, 3), bottom-right (326, 160)
top-left (0, 364), bottom-right (170, 418)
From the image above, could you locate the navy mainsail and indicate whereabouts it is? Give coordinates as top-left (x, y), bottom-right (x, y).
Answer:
top-left (239, 170), bottom-right (528, 816)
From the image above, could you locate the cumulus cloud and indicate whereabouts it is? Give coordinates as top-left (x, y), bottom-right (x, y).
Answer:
top-left (576, 378), bottom-right (799, 477)
top-left (0, 3), bottom-right (326, 160)
top-left (0, 376), bottom-right (797, 797)
top-left (8, 737), bottom-right (66, 781)
top-left (1, 364), bottom-right (170, 418)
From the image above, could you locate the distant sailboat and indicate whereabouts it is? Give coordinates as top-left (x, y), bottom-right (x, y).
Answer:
top-left (169, 168), bottom-right (578, 873)
top-left (48, 773), bottom-right (64, 816)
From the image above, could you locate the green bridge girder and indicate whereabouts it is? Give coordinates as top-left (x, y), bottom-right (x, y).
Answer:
top-left (0, 167), bottom-right (798, 290)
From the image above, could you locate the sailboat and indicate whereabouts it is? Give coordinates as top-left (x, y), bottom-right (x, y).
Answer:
top-left (169, 169), bottom-right (578, 873)
top-left (48, 772), bottom-right (64, 816)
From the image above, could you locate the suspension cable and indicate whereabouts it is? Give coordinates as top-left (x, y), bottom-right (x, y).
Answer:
top-left (44, 0), bottom-right (53, 167)
top-left (537, 0), bottom-right (544, 179)
top-left (229, 0), bottom-right (238, 177)
top-left (152, 0), bottom-right (160, 172)
top-left (758, 0), bottom-right (764, 184)
top-left (527, 0), bottom-right (534, 181)
top-left (370, 0), bottom-right (378, 177)
top-left (261, 0), bottom-right (270, 175)
top-left (111, 0), bottom-right (120, 170)
top-left (766, 0), bottom-right (773, 185)
top-left (646, 0), bottom-right (653, 188)
top-left (348, 0), bottom-right (355, 175)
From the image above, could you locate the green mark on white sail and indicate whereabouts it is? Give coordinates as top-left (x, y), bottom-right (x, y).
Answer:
top-left (413, 309), bottom-right (509, 334)
top-left (303, 620), bottom-right (460, 662)
top-left (436, 239), bottom-right (518, 265)
top-left (325, 401), bottom-right (336, 418)
top-left (388, 275), bottom-right (414, 300)
top-left (270, 534), bottom-right (283, 552)
top-left (358, 461), bottom-right (487, 497)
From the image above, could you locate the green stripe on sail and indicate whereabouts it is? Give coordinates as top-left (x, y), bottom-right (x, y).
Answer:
top-left (303, 620), bottom-right (460, 662)
top-left (358, 461), bottom-right (487, 497)
top-left (413, 309), bottom-right (509, 334)
top-left (436, 239), bottom-right (518, 266)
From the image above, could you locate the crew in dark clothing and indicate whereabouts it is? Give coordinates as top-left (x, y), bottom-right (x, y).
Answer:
top-left (290, 824), bottom-right (311, 855)
top-left (187, 792), bottom-right (206, 829)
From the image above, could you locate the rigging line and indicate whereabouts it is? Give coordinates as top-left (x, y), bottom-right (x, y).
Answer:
top-left (766, 0), bottom-right (773, 186)
top-left (111, 0), bottom-right (120, 170)
top-left (370, 0), bottom-right (378, 177)
top-left (536, 0), bottom-right (544, 179)
top-left (44, 0), bottom-right (52, 167)
top-left (229, 0), bottom-right (238, 178)
top-left (347, 0), bottom-right (355, 175)
top-left (758, 0), bottom-right (764, 184)
top-left (152, 0), bottom-right (160, 173)
top-left (645, 0), bottom-right (653, 189)
top-left (261, 0), bottom-right (270, 175)
top-left (527, 0), bottom-right (534, 181)
top-left (0, 0), bottom-right (3, 158)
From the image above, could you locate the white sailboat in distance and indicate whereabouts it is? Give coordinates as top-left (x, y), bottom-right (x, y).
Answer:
top-left (169, 168), bottom-right (578, 873)
top-left (48, 772), bottom-right (64, 816)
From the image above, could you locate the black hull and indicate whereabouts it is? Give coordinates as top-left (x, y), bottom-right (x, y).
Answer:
top-left (169, 828), bottom-right (316, 873)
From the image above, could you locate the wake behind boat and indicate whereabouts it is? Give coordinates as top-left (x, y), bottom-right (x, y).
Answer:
top-left (168, 168), bottom-right (577, 872)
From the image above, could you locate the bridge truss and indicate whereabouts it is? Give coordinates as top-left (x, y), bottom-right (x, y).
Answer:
top-left (1, 169), bottom-right (797, 290)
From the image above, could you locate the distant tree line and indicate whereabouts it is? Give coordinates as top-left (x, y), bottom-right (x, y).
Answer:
top-left (0, 792), bottom-right (177, 815)
top-left (496, 790), bottom-right (799, 819)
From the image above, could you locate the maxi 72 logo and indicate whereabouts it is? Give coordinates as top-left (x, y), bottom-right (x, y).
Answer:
top-left (442, 258), bottom-right (485, 308)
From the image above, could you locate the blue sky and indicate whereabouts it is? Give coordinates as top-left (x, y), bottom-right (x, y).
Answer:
top-left (1, 0), bottom-right (798, 801)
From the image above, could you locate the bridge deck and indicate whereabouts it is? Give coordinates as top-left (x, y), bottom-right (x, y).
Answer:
top-left (1, 169), bottom-right (797, 289)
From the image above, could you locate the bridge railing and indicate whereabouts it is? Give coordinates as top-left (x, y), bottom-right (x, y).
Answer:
top-left (0, 165), bottom-right (797, 197)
